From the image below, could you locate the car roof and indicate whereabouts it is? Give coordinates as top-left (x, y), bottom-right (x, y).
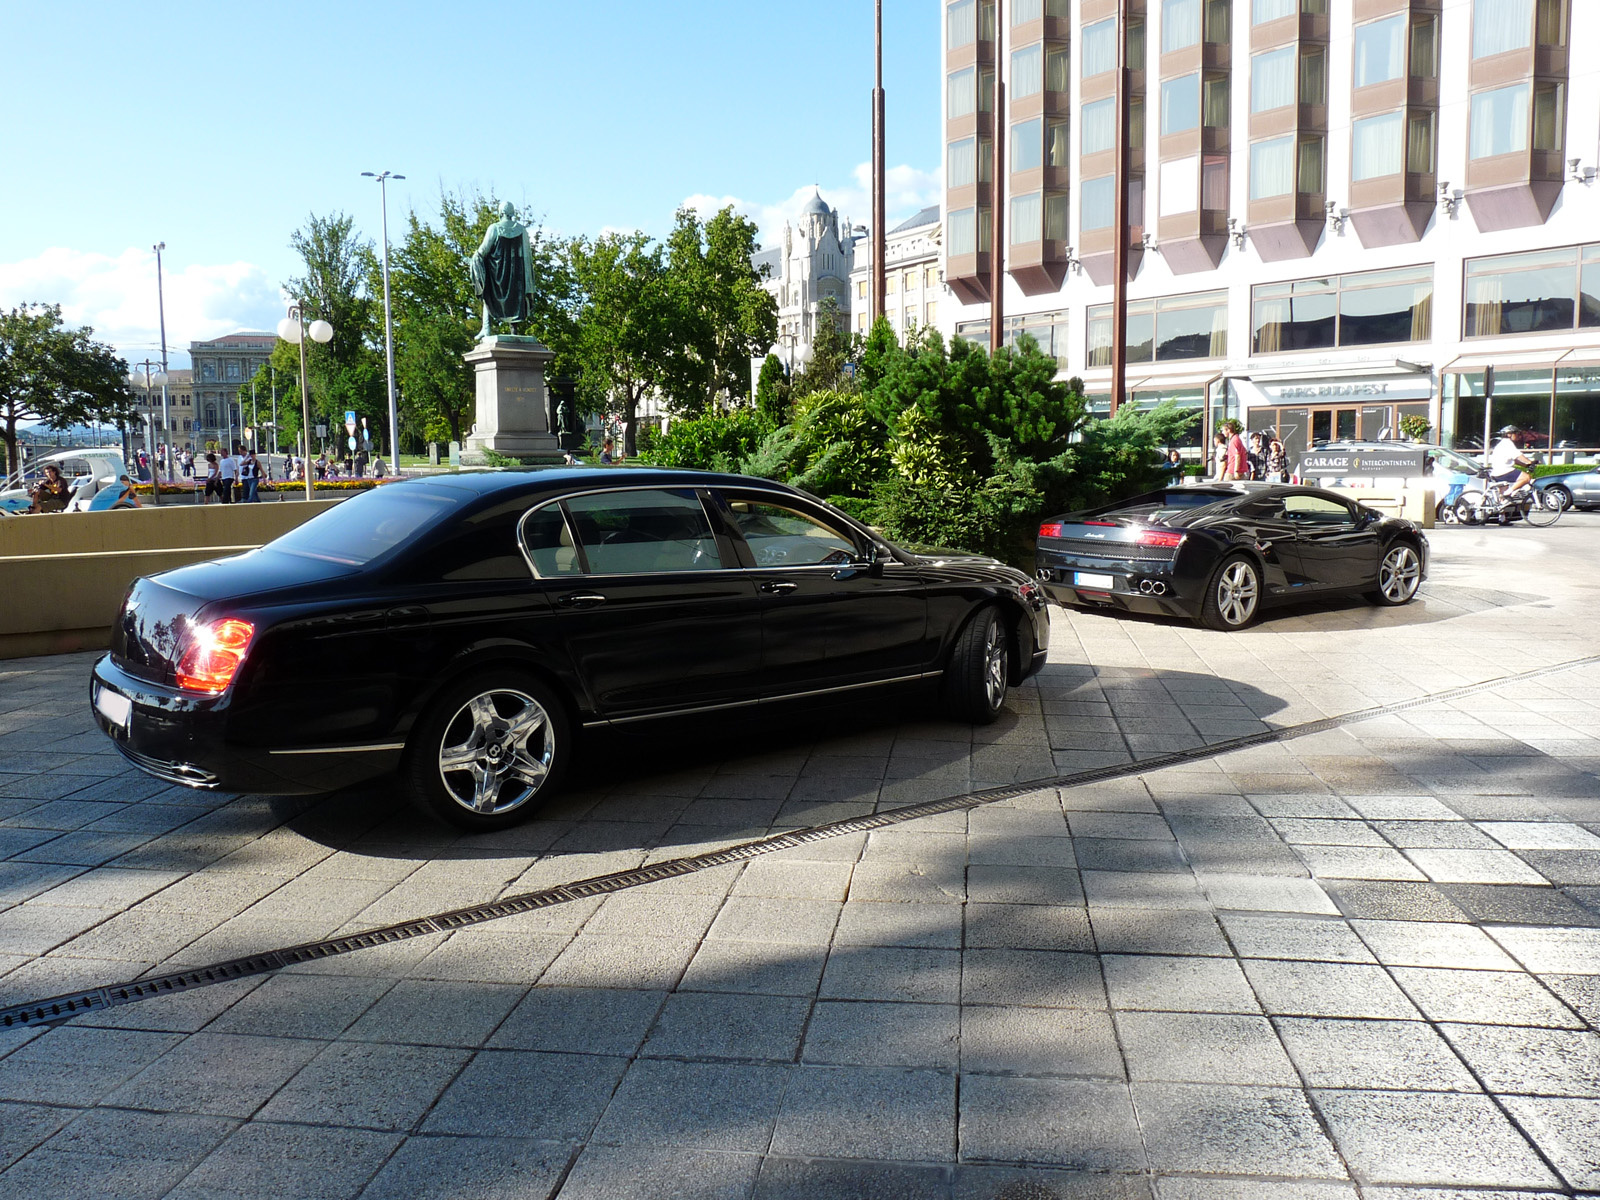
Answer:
top-left (382, 466), bottom-right (805, 504)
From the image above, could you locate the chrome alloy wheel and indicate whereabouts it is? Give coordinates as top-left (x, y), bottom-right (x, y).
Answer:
top-left (1215, 560), bottom-right (1259, 627)
top-left (437, 689), bottom-right (553, 816)
top-left (983, 619), bottom-right (1009, 711)
top-left (1379, 544), bottom-right (1421, 602)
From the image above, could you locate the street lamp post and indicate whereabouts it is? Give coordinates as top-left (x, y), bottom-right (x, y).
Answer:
top-left (363, 170), bottom-right (405, 476)
top-left (276, 305), bottom-right (334, 501)
top-left (128, 360), bottom-right (168, 506)
top-left (153, 242), bottom-right (173, 482)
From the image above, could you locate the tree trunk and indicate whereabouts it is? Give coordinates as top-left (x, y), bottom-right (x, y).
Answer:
top-left (623, 386), bottom-right (640, 457)
top-left (1, 412), bottom-right (17, 481)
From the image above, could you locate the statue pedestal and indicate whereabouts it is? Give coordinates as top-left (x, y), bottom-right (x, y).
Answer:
top-left (461, 337), bottom-right (563, 465)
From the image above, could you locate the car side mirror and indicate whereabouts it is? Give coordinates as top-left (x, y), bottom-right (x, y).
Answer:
top-left (832, 542), bottom-right (881, 581)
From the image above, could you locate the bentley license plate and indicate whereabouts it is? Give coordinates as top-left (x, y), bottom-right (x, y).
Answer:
top-left (95, 685), bottom-right (132, 730)
top-left (1074, 572), bottom-right (1115, 590)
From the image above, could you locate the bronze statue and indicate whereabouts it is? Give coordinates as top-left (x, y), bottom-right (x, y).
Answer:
top-left (469, 202), bottom-right (536, 339)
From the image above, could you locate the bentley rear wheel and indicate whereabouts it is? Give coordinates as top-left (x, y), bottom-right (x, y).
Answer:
top-left (403, 671), bottom-right (569, 831)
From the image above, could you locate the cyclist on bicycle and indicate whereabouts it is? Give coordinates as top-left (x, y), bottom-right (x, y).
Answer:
top-left (1489, 425), bottom-right (1536, 497)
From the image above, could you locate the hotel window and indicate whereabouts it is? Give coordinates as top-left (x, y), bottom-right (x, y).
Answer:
top-left (1163, 0), bottom-right (1201, 53)
top-left (1012, 191), bottom-right (1043, 244)
top-left (1203, 75), bottom-right (1230, 129)
top-left (1045, 192), bottom-right (1069, 240)
top-left (1469, 83), bottom-right (1529, 159)
top-left (1299, 47), bottom-right (1326, 106)
top-left (980, 0), bottom-right (996, 39)
top-left (857, 280), bottom-right (868, 299)
top-left (1352, 111), bottom-right (1404, 180)
top-left (949, 137), bottom-right (977, 187)
top-left (926, 268), bottom-right (939, 288)
top-left (980, 67), bottom-right (995, 111)
top-left (1082, 98), bottom-right (1115, 155)
top-left (1161, 72), bottom-right (1201, 135)
top-left (1411, 14), bottom-right (1439, 78)
top-left (1046, 117), bottom-right (1070, 166)
top-left (1131, 97), bottom-right (1146, 149)
top-left (1252, 265), bottom-right (1433, 352)
top-left (1298, 136), bottom-right (1325, 193)
top-left (1129, 20), bottom-right (1146, 69)
top-left (1011, 0), bottom-right (1040, 22)
top-left (1012, 118), bottom-right (1043, 171)
top-left (1252, 0), bottom-right (1294, 21)
top-left (1251, 46), bottom-right (1295, 113)
top-left (858, 312), bottom-right (868, 331)
top-left (948, 68), bottom-right (976, 118)
top-left (1012, 45), bottom-right (1043, 98)
top-left (926, 301), bottom-right (940, 325)
top-left (1533, 82), bottom-right (1564, 153)
top-left (1082, 18), bottom-right (1115, 76)
top-left (1354, 14), bottom-right (1405, 88)
top-left (904, 270), bottom-right (917, 292)
top-left (950, 208), bottom-right (977, 255)
top-left (1472, 0), bottom-right (1531, 58)
top-left (1536, 0), bottom-right (1566, 46)
top-left (886, 275), bottom-right (898, 294)
top-left (1081, 175), bottom-right (1115, 230)
top-left (1088, 290), bottom-right (1228, 366)
top-left (1408, 111), bottom-right (1436, 173)
top-left (1046, 44), bottom-right (1069, 92)
top-left (1465, 244), bottom-right (1600, 337)
top-left (1250, 136), bottom-right (1295, 198)
top-left (948, 0), bottom-right (976, 47)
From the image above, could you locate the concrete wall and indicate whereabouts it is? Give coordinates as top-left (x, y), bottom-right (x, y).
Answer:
top-left (0, 501), bottom-right (343, 659)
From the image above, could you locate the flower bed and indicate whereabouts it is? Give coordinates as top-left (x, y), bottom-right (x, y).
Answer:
top-left (130, 478), bottom-right (389, 495)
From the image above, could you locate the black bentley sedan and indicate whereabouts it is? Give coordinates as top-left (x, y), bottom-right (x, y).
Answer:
top-left (91, 469), bottom-right (1049, 829)
top-left (1035, 484), bottom-right (1427, 631)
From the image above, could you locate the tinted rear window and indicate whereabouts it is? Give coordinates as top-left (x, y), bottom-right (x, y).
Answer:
top-left (266, 487), bottom-right (461, 566)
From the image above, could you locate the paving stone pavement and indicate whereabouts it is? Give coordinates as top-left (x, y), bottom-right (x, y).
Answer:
top-left (0, 516), bottom-right (1598, 1198)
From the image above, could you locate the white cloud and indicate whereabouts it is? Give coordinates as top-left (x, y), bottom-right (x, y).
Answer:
top-left (682, 161), bottom-right (943, 248)
top-left (0, 248), bottom-right (284, 368)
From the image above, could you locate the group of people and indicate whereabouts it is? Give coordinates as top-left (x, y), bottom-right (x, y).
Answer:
top-left (1211, 422), bottom-right (1289, 483)
top-left (197, 445), bottom-right (264, 504)
top-left (24, 464), bottom-right (143, 513)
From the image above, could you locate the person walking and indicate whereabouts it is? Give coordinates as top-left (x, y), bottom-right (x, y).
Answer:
top-left (1221, 421), bottom-right (1249, 482)
top-left (1265, 438), bottom-right (1289, 483)
top-left (1247, 431), bottom-right (1268, 481)
top-left (315, 452), bottom-right (328, 481)
top-left (240, 449), bottom-right (260, 502)
top-left (218, 445), bottom-right (239, 504)
top-left (600, 437), bottom-right (616, 465)
top-left (1211, 432), bottom-right (1228, 480)
top-left (201, 453), bottom-right (220, 504)
top-left (372, 453), bottom-right (387, 478)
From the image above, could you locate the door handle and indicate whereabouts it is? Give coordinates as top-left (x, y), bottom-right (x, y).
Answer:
top-left (557, 592), bottom-right (608, 609)
top-left (759, 580), bottom-right (800, 595)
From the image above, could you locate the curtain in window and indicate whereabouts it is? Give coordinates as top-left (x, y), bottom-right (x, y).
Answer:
top-left (1163, 0), bottom-right (1201, 51)
top-left (1354, 15), bottom-right (1405, 87)
top-left (1209, 306), bottom-right (1229, 357)
top-left (949, 139), bottom-right (977, 188)
top-left (1202, 159), bottom-right (1229, 210)
top-left (948, 68), bottom-right (976, 118)
top-left (1046, 46), bottom-right (1070, 92)
top-left (1409, 285), bottom-right (1433, 342)
top-left (1011, 0), bottom-right (1041, 23)
top-left (1203, 77), bottom-right (1230, 127)
top-left (1407, 112), bottom-right (1436, 173)
top-left (1467, 276), bottom-right (1505, 337)
top-left (1353, 112), bottom-right (1404, 180)
top-left (1473, 0), bottom-right (1532, 58)
top-left (1251, 47), bottom-right (1296, 113)
top-left (1046, 0), bottom-right (1070, 15)
top-left (1082, 20), bottom-right (1115, 76)
top-left (948, 0), bottom-right (977, 47)
top-left (1045, 193), bottom-right (1069, 240)
top-left (1088, 316), bottom-right (1113, 367)
top-left (949, 208), bottom-right (977, 257)
top-left (1250, 138), bottom-right (1294, 199)
top-left (1298, 137), bottom-right (1325, 194)
top-left (1470, 84), bottom-right (1529, 159)
top-left (1252, 0), bottom-right (1295, 22)
top-left (1254, 299), bottom-right (1289, 352)
top-left (1012, 45), bottom-right (1043, 98)
top-left (1046, 119), bottom-right (1071, 166)
top-left (1082, 99), bottom-right (1115, 155)
top-left (1011, 193), bottom-right (1043, 244)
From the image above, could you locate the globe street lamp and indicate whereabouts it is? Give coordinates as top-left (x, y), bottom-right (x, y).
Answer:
top-left (276, 305), bottom-right (334, 501)
top-left (362, 170), bottom-right (405, 477)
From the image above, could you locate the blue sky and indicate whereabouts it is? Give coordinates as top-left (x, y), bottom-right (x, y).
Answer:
top-left (0, 0), bottom-right (941, 366)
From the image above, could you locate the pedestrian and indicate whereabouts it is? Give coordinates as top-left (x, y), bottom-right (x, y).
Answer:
top-left (181, 449), bottom-right (194, 479)
top-left (1265, 438), bottom-right (1289, 483)
top-left (1211, 433), bottom-right (1227, 480)
top-left (201, 453), bottom-right (220, 504)
top-left (218, 445), bottom-right (239, 504)
top-left (354, 447), bottom-right (368, 478)
top-left (1163, 448), bottom-right (1185, 482)
top-left (372, 453), bottom-right (386, 478)
top-left (240, 449), bottom-right (260, 502)
top-left (1247, 431), bottom-right (1268, 481)
top-left (1221, 421), bottom-right (1249, 482)
top-left (600, 437), bottom-right (616, 465)
top-left (315, 452), bottom-right (328, 481)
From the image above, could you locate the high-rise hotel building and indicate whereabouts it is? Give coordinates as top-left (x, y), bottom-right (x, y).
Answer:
top-left (940, 0), bottom-right (1600, 459)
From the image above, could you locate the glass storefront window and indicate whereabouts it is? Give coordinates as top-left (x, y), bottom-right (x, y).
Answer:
top-left (1450, 369), bottom-right (1552, 451)
top-left (1087, 290), bottom-right (1228, 367)
top-left (1465, 246), bottom-right (1579, 337)
top-left (1554, 370), bottom-right (1600, 449)
top-left (1253, 266), bottom-right (1433, 353)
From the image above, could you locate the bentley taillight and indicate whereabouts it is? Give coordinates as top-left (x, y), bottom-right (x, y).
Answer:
top-left (175, 619), bottom-right (255, 694)
top-left (1137, 529), bottom-right (1184, 548)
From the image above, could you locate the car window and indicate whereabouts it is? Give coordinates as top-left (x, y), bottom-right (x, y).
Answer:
top-left (726, 499), bottom-right (859, 567)
top-left (1283, 494), bottom-right (1354, 525)
top-left (520, 504), bottom-right (583, 577)
top-left (415, 497), bottom-right (531, 582)
top-left (267, 487), bottom-right (461, 567)
top-left (564, 488), bottom-right (721, 574)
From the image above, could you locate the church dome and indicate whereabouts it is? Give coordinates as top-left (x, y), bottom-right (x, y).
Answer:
top-left (801, 189), bottom-right (831, 217)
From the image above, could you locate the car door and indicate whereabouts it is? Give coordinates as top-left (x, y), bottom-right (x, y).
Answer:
top-left (714, 489), bottom-right (928, 694)
top-left (533, 487), bottom-right (763, 718)
top-left (1228, 494), bottom-right (1306, 592)
top-left (1281, 491), bottom-right (1381, 589)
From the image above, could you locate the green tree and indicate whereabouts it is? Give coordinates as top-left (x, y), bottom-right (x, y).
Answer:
top-left (792, 296), bottom-right (856, 398)
top-left (569, 231), bottom-right (676, 455)
top-left (0, 304), bottom-right (134, 477)
top-left (662, 206), bottom-right (778, 413)
top-left (753, 353), bottom-right (790, 423)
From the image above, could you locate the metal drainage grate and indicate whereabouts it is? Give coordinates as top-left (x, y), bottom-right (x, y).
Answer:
top-left (2, 651), bottom-right (1596, 1031)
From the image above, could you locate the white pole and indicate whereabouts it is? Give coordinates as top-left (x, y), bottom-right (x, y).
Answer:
top-left (367, 170), bottom-right (405, 475)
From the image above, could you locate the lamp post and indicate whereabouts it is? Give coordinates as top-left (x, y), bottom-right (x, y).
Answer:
top-left (128, 360), bottom-right (168, 506)
top-left (362, 170), bottom-right (405, 477)
top-left (153, 242), bottom-right (173, 481)
top-left (276, 304), bottom-right (334, 501)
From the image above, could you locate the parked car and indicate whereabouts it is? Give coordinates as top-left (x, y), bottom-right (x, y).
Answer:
top-left (1534, 467), bottom-right (1600, 511)
top-left (1035, 484), bottom-right (1427, 631)
top-left (90, 469), bottom-right (1050, 829)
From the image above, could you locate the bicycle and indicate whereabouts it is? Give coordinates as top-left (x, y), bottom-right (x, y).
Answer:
top-left (1450, 473), bottom-right (1563, 527)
